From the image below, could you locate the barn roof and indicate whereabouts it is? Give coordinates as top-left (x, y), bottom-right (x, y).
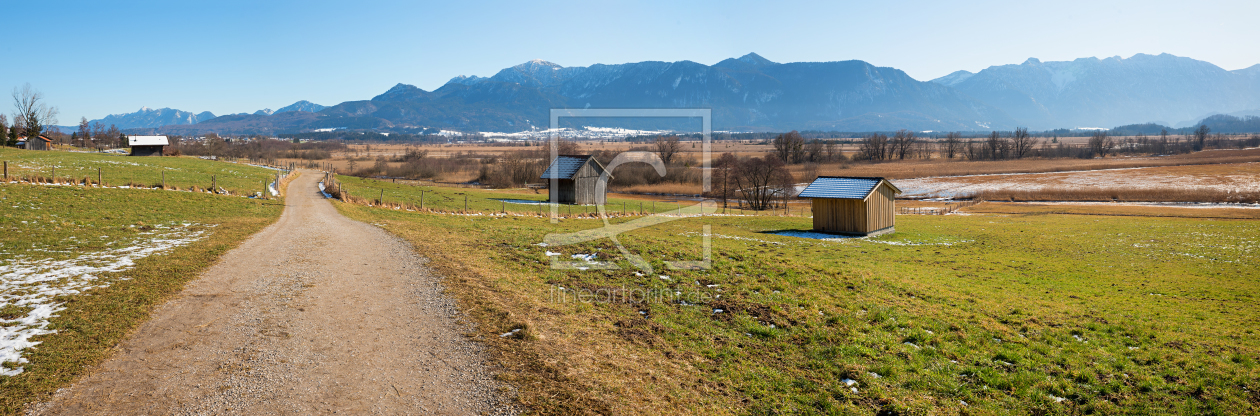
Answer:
top-left (798, 176), bottom-right (901, 200)
top-left (540, 155), bottom-right (609, 179)
top-left (128, 135), bottom-right (169, 146)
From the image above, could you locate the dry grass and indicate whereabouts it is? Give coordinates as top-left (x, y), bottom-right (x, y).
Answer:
top-left (964, 201), bottom-right (1260, 219)
top-left (972, 187), bottom-right (1260, 204)
top-left (811, 148), bottom-right (1260, 180)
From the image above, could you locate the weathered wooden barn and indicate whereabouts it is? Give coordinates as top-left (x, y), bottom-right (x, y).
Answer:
top-left (799, 176), bottom-right (901, 236)
top-left (540, 155), bottom-right (611, 205)
top-left (128, 135), bottom-right (169, 156)
top-left (18, 136), bottom-right (51, 151)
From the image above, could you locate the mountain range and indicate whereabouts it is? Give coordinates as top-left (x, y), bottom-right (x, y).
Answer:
top-left (932, 54), bottom-right (1260, 129)
top-left (116, 53), bottom-right (1260, 135)
top-left (93, 100), bottom-right (326, 131)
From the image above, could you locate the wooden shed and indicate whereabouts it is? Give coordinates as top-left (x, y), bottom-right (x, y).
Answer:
top-left (18, 136), bottom-right (51, 151)
top-left (540, 155), bottom-right (611, 205)
top-left (799, 176), bottom-right (901, 236)
top-left (128, 135), bottom-right (169, 156)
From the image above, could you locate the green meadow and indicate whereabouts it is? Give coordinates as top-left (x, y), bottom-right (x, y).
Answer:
top-left (0, 154), bottom-right (284, 414)
top-left (337, 195), bottom-right (1260, 414)
top-left (0, 148), bottom-right (285, 196)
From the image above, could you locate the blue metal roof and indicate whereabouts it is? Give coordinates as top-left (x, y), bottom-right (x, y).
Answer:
top-left (540, 155), bottom-right (593, 179)
top-left (798, 177), bottom-right (892, 199)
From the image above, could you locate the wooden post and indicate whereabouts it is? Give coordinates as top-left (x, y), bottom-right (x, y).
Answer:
top-left (639, 202), bottom-right (642, 215)
top-left (421, 190), bottom-right (425, 210)
top-left (161, 171), bottom-right (165, 189)
top-left (379, 189), bottom-right (384, 205)
top-left (464, 195), bottom-right (468, 213)
top-left (212, 175), bottom-right (217, 194)
top-left (98, 168), bottom-right (101, 186)
top-left (501, 200), bottom-right (505, 213)
top-left (3, 161), bottom-right (6, 180)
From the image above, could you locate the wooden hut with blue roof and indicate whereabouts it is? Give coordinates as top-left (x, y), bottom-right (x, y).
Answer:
top-left (540, 155), bottom-right (611, 205)
top-left (798, 176), bottom-right (901, 236)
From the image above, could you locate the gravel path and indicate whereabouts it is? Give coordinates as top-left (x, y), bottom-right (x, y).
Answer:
top-left (31, 170), bottom-right (517, 415)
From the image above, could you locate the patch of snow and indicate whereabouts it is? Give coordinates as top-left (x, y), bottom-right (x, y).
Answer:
top-left (0, 224), bottom-right (207, 376)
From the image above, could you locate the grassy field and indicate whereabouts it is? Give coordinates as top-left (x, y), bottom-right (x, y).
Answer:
top-left (0, 163), bottom-right (285, 413)
top-left (0, 148), bottom-right (286, 196)
top-left (328, 174), bottom-right (747, 216)
top-left (289, 143), bottom-right (1260, 189)
top-left (336, 197), bottom-right (1260, 414)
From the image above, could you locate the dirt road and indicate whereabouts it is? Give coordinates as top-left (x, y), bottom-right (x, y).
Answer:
top-left (32, 170), bottom-right (515, 415)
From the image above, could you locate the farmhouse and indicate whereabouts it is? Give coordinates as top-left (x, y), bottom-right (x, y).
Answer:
top-left (540, 155), bottom-right (611, 205)
top-left (128, 135), bottom-right (169, 156)
top-left (17, 136), bottom-right (52, 151)
top-left (799, 176), bottom-right (901, 236)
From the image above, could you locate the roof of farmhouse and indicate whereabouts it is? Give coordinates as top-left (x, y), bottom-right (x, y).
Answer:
top-left (128, 135), bottom-right (169, 147)
top-left (798, 176), bottom-right (901, 199)
top-left (541, 155), bottom-right (598, 179)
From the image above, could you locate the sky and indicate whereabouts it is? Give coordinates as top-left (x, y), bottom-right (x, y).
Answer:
top-left (4, 0), bottom-right (1258, 124)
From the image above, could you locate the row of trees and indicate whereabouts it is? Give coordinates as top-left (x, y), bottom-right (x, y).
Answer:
top-left (757, 125), bottom-right (1255, 164)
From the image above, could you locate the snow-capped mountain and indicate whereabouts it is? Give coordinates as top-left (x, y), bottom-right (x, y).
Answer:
top-left (254, 108), bottom-right (274, 116)
top-left (274, 100), bottom-right (326, 114)
top-left (302, 53), bottom-right (1012, 132)
top-left (92, 107), bottom-right (215, 129)
top-left (149, 52), bottom-right (1260, 134)
top-left (933, 53), bottom-right (1260, 129)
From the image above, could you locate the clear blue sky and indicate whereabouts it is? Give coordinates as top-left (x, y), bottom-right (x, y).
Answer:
top-left (4, 0), bottom-right (1257, 124)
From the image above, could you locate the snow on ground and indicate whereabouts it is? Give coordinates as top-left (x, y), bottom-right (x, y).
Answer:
top-left (897, 163), bottom-right (1260, 198)
top-left (496, 199), bottom-right (547, 205)
top-left (0, 224), bottom-right (208, 376)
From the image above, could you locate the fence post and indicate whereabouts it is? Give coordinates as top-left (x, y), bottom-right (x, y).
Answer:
top-left (98, 168), bottom-right (101, 186)
top-left (3, 161), bottom-right (6, 180)
top-left (421, 190), bottom-right (425, 210)
top-left (379, 189), bottom-right (384, 205)
top-left (212, 175), bottom-right (217, 194)
top-left (162, 171), bottom-right (165, 189)
top-left (501, 200), bottom-right (505, 213)
top-left (464, 195), bottom-right (468, 213)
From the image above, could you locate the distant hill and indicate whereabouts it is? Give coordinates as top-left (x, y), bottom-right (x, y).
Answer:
top-left (92, 107), bottom-right (215, 130)
top-left (274, 100), bottom-right (326, 114)
top-left (113, 52), bottom-right (1260, 135)
top-left (933, 54), bottom-right (1260, 130)
top-left (154, 53), bottom-right (1015, 134)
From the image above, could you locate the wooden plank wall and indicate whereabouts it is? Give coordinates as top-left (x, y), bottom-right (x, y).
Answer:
top-left (864, 183), bottom-right (896, 232)
top-left (812, 182), bottom-right (896, 234)
top-left (572, 161), bottom-right (606, 205)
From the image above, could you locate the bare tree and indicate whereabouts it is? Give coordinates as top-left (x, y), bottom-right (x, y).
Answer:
top-left (106, 124), bottom-right (123, 148)
top-left (891, 129), bottom-right (916, 159)
top-left (711, 152), bottom-right (739, 209)
top-left (11, 83), bottom-right (58, 138)
top-left (804, 139), bottom-right (825, 162)
top-left (1010, 127), bottom-right (1037, 159)
top-left (771, 131), bottom-right (805, 163)
top-left (78, 117), bottom-right (91, 147)
top-left (823, 140), bottom-right (838, 161)
top-left (1193, 125), bottom-right (1210, 151)
top-left (732, 156), bottom-right (793, 210)
top-left (1088, 130), bottom-right (1114, 157)
top-left (984, 131), bottom-right (1006, 160)
top-left (654, 135), bottom-right (681, 165)
top-left (942, 132), bottom-right (961, 159)
top-left (858, 133), bottom-right (889, 161)
top-left (0, 114), bottom-right (8, 146)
